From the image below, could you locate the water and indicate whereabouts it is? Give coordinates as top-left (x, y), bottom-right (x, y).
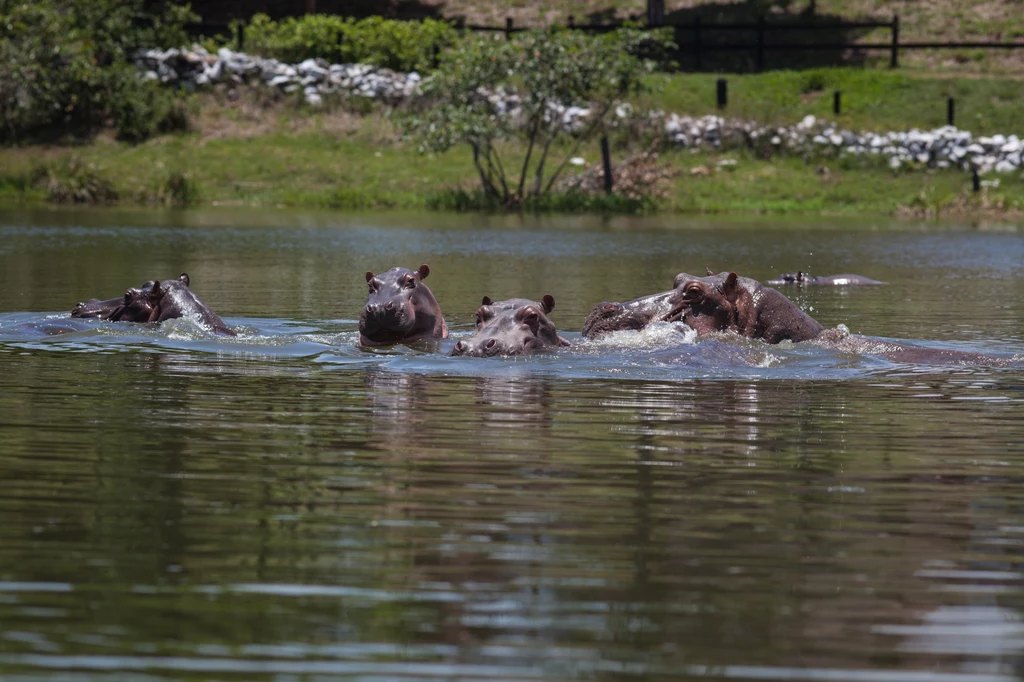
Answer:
top-left (1, 207), bottom-right (1024, 681)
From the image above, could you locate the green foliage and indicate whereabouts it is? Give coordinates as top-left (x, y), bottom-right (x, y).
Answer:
top-left (243, 14), bottom-right (457, 72)
top-left (427, 187), bottom-right (656, 213)
top-left (403, 28), bottom-right (673, 208)
top-left (154, 170), bottom-right (200, 207)
top-left (31, 157), bottom-right (119, 204)
top-left (0, 0), bottom-right (196, 144)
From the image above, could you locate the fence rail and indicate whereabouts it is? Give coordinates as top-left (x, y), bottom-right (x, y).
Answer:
top-left (186, 14), bottom-right (1024, 72)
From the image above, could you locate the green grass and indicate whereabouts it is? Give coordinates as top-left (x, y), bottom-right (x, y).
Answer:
top-left (3, 68), bottom-right (1024, 218)
top-left (642, 68), bottom-right (1024, 135)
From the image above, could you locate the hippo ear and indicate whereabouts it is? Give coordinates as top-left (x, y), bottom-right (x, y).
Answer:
top-left (417, 264), bottom-right (430, 280)
top-left (481, 296), bottom-right (493, 306)
top-left (365, 271), bottom-right (375, 283)
top-left (179, 273), bottom-right (190, 287)
top-left (797, 271), bottom-right (805, 283)
top-left (706, 267), bottom-right (716, 276)
top-left (149, 280), bottom-right (162, 298)
top-left (722, 272), bottom-right (740, 298)
top-left (541, 294), bottom-right (555, 314)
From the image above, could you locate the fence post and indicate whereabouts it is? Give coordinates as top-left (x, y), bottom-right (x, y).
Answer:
top-left (756, 15), bottom-right (765, 72)
top-left (972, 169), bottom-right (981, 192)
top-left (568, 15), bottom-right (575, 29)
top-left (716, 78), bottom-right (727, 109)
top-left (601, 136), bottom-right (614, 194)
top-left (648, 0), bottom-right (665, 28)
top-left (694, 16), bottom-right (702, 70)
top-left (505, 17), bottom-right (513, 40)
top-left (947, 97), bottom-right (955, 126)
top-left (833, 90), bottom-right (841, 115)
top-left (890, 14), bottom-right (899, 68)
top-left (237, 21), bottom-right (245, 51)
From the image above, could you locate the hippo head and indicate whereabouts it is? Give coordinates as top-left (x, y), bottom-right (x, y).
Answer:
top-left (766, 272), bottom-right (805, 285)
top-left (71, 296), bottom-right (124, 319)
top-left (450, 296), bottom-right (568, 357)
top-left (475, 295), bottom-right (555, 331)
top-left (108, 273), bottom-right (191, 323)
top-left (359, 264), bottom-right (446, 346)
top-left (582, 289), bottom-right (689, 339)
top-left (673, 271), bottom-right (748, 335)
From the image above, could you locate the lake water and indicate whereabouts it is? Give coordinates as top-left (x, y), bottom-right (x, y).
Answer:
top-left (1, 208), bottom-right (1023, 681)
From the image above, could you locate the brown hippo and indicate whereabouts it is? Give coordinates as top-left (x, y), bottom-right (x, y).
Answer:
top-left (449, 296), bottom-right (569, 357)
top-left (475, 294), bottom-right (555, 331)
top-left (71, 296), bottom-right (127, 320)
top-left (582, 289), bottom-right (687, 339)
top-left (123, 274), bottom-right (235, 335)
top-left (673, 271), bottom-right (824, 344)
top-left (72, 274), bottom-right (234, 335)
top-left (765, 272), bottom-right (884, 286)
top-left (359, 264), bottom-right (447, 347)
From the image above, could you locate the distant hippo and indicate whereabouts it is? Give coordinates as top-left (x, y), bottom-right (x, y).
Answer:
top-left (674, 271), bottom-right (824, 344)
top-left (765, 272), bottom-right (883, 286)
top-left (582, 288), bottom-right (687, 339)
top-left (359, 264), bottom-right (447, 347)
top-left (449, 296), bottom-right (569, 357)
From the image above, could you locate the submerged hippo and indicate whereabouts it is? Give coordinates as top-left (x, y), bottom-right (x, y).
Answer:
top-left (674, 271), bottom-right (823, 343)
top-left (359, 264), bottom-right (447, 347)
top-left (71, 296), bottom-right (126, 320)
top-left (582, 288), bottom-right (687, 339)
top-left (765, 272), bottom-right (883, 286)
top-left (73, 274), bottom-right (234, 335)
top-left (450, 295), bottom-right (569, 357)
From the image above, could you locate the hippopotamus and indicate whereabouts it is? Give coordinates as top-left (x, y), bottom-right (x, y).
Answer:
top-left (765, 272), bottom-right (883, 286)
top-left (71, 296), bottom-right (126, 319)
top-left (582, 288), bottom-right (687, 339)
top-left (449, 295), bottom-right (569, 357)
top-left (72, 274), bottom-right (234, 335)
top-left (673, 271), bottom-right (824, 343)
top-left (359, 264), bottom-right (447, 347)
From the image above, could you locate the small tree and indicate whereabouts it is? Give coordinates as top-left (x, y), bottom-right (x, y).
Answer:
top-left (404, 28), bottom-right (671, 208)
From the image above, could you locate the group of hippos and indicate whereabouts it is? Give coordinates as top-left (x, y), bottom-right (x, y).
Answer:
top-left (70, 265), bottom-right (906, 358)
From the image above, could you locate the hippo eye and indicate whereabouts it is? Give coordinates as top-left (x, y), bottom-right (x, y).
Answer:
top-left (402, 276), bottom-right (416, 289)
top-left (683, 283), bottom-right (704, 300)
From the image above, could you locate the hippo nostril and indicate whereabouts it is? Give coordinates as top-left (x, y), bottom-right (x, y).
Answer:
top-left (455, 341), bottom-right (463, 351)
top-left (385, 302), bottom-right (394, 311)
top-left (485, 339), bottom-right (496, 349)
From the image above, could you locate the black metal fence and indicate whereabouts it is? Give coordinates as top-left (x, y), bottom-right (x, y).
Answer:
top-left (188, 14), bottom-right (1024, 72)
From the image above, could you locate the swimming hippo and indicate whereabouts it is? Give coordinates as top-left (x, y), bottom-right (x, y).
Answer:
top-left (765, 272), bottom-right (883, 286)
top-left (114, 273), bottom-right (235, 335)
top-left (71, 296), bottom-right (125, 319)
top-left (582, 288), bottom-right (687, 339)
top-left (475, 294), bottom-right (555, 331)
top-left (674, 271), bottom-right (824, 344)
top-left (449, 296), bottom-right (569, 357)
top-left (359, 264), bottom-right (447, 347)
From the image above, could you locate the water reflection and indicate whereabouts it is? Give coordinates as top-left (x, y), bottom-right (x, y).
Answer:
top-left (2, 212), bottom-right (1024, 680)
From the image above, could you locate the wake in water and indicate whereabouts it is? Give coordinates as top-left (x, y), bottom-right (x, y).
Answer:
top-left (0, 312), bottom-right (1020, 381)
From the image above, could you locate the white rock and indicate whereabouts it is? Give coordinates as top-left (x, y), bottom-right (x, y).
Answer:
top-left (995, 160), bottom-right (1017, 173)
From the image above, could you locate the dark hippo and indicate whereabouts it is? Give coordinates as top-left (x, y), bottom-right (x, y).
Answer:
top-left (449, 296), bottom-right (569, 357)
top-left (71, 296), bottom-right (125, 319)
top-left (674, 271), bottom-right (824, 344)
top-left (119, 273), bottom-right (235, 335)
top-left (765, 272), bottom-right (883, 286)
top-left (359, 264), bottom-right (447, 347)
top-left (582, 289), bottom-right (687, 339)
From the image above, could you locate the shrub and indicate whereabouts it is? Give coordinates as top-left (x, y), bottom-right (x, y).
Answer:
top-left (0, 0), bottom-right (196, 144)
top-left (154, 170), bottom-right (201, 207)
top-left (243, 14), bottom-right (457, 72)
top-left (32, 157), bottom-right (119, 204)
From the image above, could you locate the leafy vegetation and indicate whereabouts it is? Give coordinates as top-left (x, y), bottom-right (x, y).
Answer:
top-left (243, 14), bottom-right (457, 72)
top-left (0, 0), bottom-right (195, 144)
top-left (402, 28), bottom-right (673, 208)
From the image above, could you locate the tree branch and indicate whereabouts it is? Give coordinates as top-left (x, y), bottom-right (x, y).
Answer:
top-left (543, 101), bottom-right (614, 196)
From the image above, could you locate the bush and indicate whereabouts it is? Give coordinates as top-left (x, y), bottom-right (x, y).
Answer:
top-left (0, 0), bottom-right (196, 144)
top-left (154, 171), bottom-right (201, 207)
top-left (243, 14), bottom-right (457, 72)
top-left (32, 157), bottom-right (119, 204)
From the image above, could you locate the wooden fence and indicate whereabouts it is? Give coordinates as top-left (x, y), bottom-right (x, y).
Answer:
top-left (188, 14), bottom-right (1024, 72)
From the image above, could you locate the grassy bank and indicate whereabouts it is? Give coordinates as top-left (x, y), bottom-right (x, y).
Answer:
top-left (2, 69), bottom-right (1023, 219)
